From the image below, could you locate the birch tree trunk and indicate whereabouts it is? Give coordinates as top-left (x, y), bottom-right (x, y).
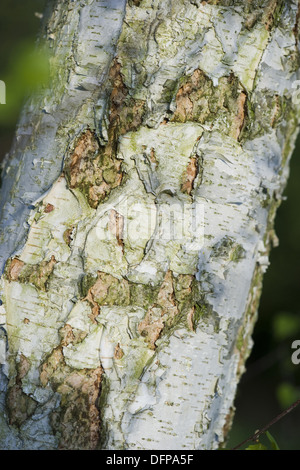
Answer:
top-left (0, 0), bottom-right (300, 450)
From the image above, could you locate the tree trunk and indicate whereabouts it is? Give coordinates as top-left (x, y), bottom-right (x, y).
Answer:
top-left (0, 0), bottom-right (300, 450)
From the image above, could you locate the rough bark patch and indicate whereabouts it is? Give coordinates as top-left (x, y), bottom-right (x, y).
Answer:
top-left (171, 69), bottom-right (248, 138)
top-left (51, 366), bottom-right (103, 450)
top-left (108, 59), bottom-right (146, 139)
top-left (7, 258), bottom-right (24, 281)
top-left (87, 271), bottom-right (130, 308)
top-left (66, 61), bottom-right (145, 208)
top-left (63, 226), bottom-right (75, 247)
top-left (68, 129), bottom-right (99, 189)
top-left (108, 209), bottom-right (124, 251)
top-left (138, 271), bottom-right (199, 349)
top-left (40, 347), bottom-right (64, 388)
top-left (114, 343), bottom-right (124, 360)
top-left (6, 256), bottom-right (56, 291)
top-left (242, 90), bottom-right (286, 141)
top-left (270, 94), bottom-right (281, 128)
top-left (67, 129), bottom-right (122, 208)
top-left (40, 336), bottom-right (103, 449)
top-left (44, 203), bottom-right (54, 213)
top-left (262, 0), bottom-right (283, 31)
top-left (181, 157), bottom-right (198, 195)
top-left (6, 354), bottom-right (37, 427)
top-left (293, 0), bottom-right (300, 47)
top-left (129, 0), bottom-right (142, 6)
top-left (230, 91), bottom-right (247, 140)
top-left (138, 270), bottom-right (178, 348)
top-left (244, 0), bottom-right (282, 30)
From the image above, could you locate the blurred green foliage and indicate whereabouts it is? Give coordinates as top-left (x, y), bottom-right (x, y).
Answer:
top-left (245, 432), bottom-right (280, 450)
top-left (272, 312), bottom-right (300, 342)
top-left (276, 382), bottom-right (300, 409)
top-left (0, 0), bottom-right (47, 132)
top-left (0, 0), bottom-right (300, 451)
top-left (0, 41), bottom-right (49, 125)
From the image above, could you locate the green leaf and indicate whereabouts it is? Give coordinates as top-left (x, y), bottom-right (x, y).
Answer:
top-left (266, 431), bottom-right (280, 450)
top-left (245, 442), bottom-right (268, 450)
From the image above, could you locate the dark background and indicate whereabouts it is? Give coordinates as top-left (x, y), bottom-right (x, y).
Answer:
top-left (0, 0), bottom-right (299, 450)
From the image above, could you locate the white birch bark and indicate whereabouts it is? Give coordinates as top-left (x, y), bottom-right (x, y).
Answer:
top-left (0, 0), bottom-right (300, 450)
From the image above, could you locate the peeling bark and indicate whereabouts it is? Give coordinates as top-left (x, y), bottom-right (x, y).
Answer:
top-left (0, 0), bottom-right (300, 451)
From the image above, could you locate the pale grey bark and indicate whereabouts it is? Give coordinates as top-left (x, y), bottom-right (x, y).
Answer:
top-left (0, 0), bottom-right (300, 450)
